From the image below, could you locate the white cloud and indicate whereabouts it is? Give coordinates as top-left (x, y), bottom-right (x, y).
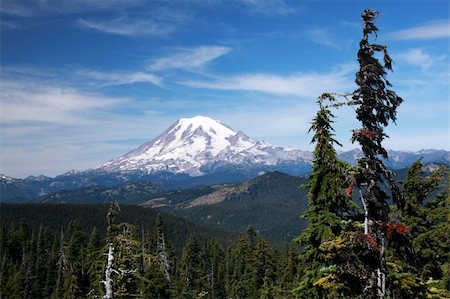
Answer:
top-left (307, 28), bottom-right (340, 48)
top-left (150, 46), bottom-right (232, 71)
top-left (181, 68), bottom-right (353, 98)
top-left (399, 49), bottom-right (447, 69)
top-left (239, 0), bottom-right (296, 15)
top-left (76, 69), bottom-right (162, 86)
top-left (387, 20), bottom-right (450, 40)
top-left (78, 17), bottom-right (175, 36)
top-left (0, 0), bottom-right (144, 17)
top-left (0, 79), bottom-right (125, 124)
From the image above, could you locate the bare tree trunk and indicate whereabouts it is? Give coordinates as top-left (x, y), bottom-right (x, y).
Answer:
top-left (360, 190), bottom-right (369, 235)
top-left (377, 237), bottom-right (386, 299)
top-left (102, 244), bottom-right (115, 299)
top-left (157, 231), bottom-right (171, 281)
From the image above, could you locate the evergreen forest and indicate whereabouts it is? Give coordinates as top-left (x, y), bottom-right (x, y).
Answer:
top-left (1, 9), bottom-right (449, 299)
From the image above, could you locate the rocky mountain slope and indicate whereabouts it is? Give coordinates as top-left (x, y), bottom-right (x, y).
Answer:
top-left (97, 116), bottom-right (312, 176)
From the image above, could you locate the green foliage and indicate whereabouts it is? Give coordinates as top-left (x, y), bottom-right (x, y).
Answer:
top-left (399, 161), bottom-right (450, 296)
top-left (293, 95), bottom-right (352, 299)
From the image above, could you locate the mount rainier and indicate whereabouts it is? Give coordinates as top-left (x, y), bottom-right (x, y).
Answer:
top-left (97, 116), bottom-right (313, 176)
top-left (1, 116), bottom-right (448, 201)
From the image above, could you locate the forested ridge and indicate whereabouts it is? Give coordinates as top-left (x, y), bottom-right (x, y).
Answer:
top-left (1, 9), bottom-right (449, 299)
top-left (0, 159), bottom-right (448, 298)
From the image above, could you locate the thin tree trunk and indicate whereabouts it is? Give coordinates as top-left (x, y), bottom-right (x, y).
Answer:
top-left (360, 190), bottom-right (369, 235)
top-left (102, 244), bottom-right (115, 299)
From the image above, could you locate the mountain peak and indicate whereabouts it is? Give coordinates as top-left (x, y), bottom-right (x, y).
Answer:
top-left (97, 116), bottom-right (310, 176)
top-left (178, 115), bottom-right (231, 128)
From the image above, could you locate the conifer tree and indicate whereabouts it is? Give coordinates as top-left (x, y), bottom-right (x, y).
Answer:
top-left (178, 235), bottom-right (206, 298)
top-left (230, 234), bottom-right (253, 298)
top-left (278, 244), bottom-right (298, 297)
top-left (349, 8), bottom-right (403, 298)
top-left (86, 227), bottom-right (104, 298)
top-left (44, 233), bottom-right (59, 297)
top-left (63, 219), bottom-right (88, 298)
top-left (114, 223), bottom-right (141, 298)
top-left (293, 94), bottom-right (350, 298)
top-left (399, 161), bottom-right (450, 296)
top-left (203, 240), bottom-right (226, 299)
top-left (399, 159), bottom-right (443, 235)
top-left (414, 188), bottom-right (450, 297)
top-left (52, 228), bottom-right (66, 299)
top-left (103, 202), bottom-right (120, 299)
top-left (156, 214), bottom-right (171, 282)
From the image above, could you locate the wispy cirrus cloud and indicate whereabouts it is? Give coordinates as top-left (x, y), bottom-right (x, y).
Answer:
top-left (307, 28), bottom-right (340, 48)
top-left (78, 17), bottom-right (175, 36)
top-left (239, 0), bottom-right (297, 15)
top-left (398, 48), bottom-right (447, 69)
top-left (387, 20), bottom-right (450, 40)
top-left (0, 0), bottom-right (144, 17)
top-left (0, 79), bottom-right (125, 124)
top-left (150, 46), bottom-right (232, 71)
top-left (76, 69), bottom-right (162, 86)
top-left (180, 67), bottom-right (354, 98)
top-left (0, 69), bottom-right (173, 177)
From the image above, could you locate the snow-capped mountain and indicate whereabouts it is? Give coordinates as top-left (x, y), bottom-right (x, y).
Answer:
top-left (97, 116), bottom-right (312, 176)
top-left (338, 148), bottom-right (450, 168)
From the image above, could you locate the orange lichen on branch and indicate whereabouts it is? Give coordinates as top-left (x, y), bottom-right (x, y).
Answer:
top-left (353, 128), bottom-right (378, 139)
top-left (384, 223), bottom-right (411, 239)
top-left (344, 181), bottom-right (354, 197)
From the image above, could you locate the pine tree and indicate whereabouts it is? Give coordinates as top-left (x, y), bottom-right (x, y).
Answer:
top-left (400, 159), bottom-right (443, 235)
top-left (230, 234), bottom-right (253, 298)
top-left (102, 201), bottom-right (120, 299)
top-left (86, 227), bottom-right (104, 298)
top-left (51, 228), bottom-right (66, 299)
top-left (348, 8), bottom-right (404, 298)
top-left (114, 222), bottom-right (141, 298)
top-left (381, 160), bottom-right (447, 298)
top-left (278, 244), bottom-right (297, 297)
top-left (44, 233), bottom-right (59, 298)
top-left (415, 188), bottom-right (450, 297)
top-left (400, 162), bottom-right (450, 297)
top-left (202, 240), bottom-right (226, 299)
top-left (293, 94), bottom-right (351, 298)
top-left (138, 216), bottom-right (171, 299)
top-left (156, 214), bottom-right (171, 282)
top-left (63, 219), bottom-right (88, 298)
top-left (178, 235), bottom-right (206, 298)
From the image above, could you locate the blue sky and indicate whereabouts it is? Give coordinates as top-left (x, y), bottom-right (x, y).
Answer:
top-left (1, 0), bottom-right (449, 177)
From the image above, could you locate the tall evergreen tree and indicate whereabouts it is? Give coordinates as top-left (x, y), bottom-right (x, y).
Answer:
top-left (230, 234), bottom-right (253, 298)
top-left (293, 94), bottom-right (351, 299)
top-left (156, 214), bottom-right (171, 282)
top-left (51, 228), bottom-right (66, 299)
top-left (85, 227), bottom-right (104, 298)
top-left (349, 8), bottom-right (404, 299)
top-left (399, 161), bottom-right (450, 297)
top-left (114, 223), bottom-right (141, 298)
top-left (399, 159), bottom-right (443, 235)
top-left (178, 235), bottom-right (206, 298)
top-left (63, 219), bottom-right (88, 299)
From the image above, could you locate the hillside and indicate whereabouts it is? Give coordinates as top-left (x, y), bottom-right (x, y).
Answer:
top-left (155, 171), bottom-right (310, 242)
top-left (0, 203), bottom-right (230, 253)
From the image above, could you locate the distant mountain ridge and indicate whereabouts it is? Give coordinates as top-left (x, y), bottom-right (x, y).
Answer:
top-left (38, 181), bottom-right (162, 205)
top-left (96, 116), bottom-right (448, 176)
top-left (1, 116), bottom-right (448, 202)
